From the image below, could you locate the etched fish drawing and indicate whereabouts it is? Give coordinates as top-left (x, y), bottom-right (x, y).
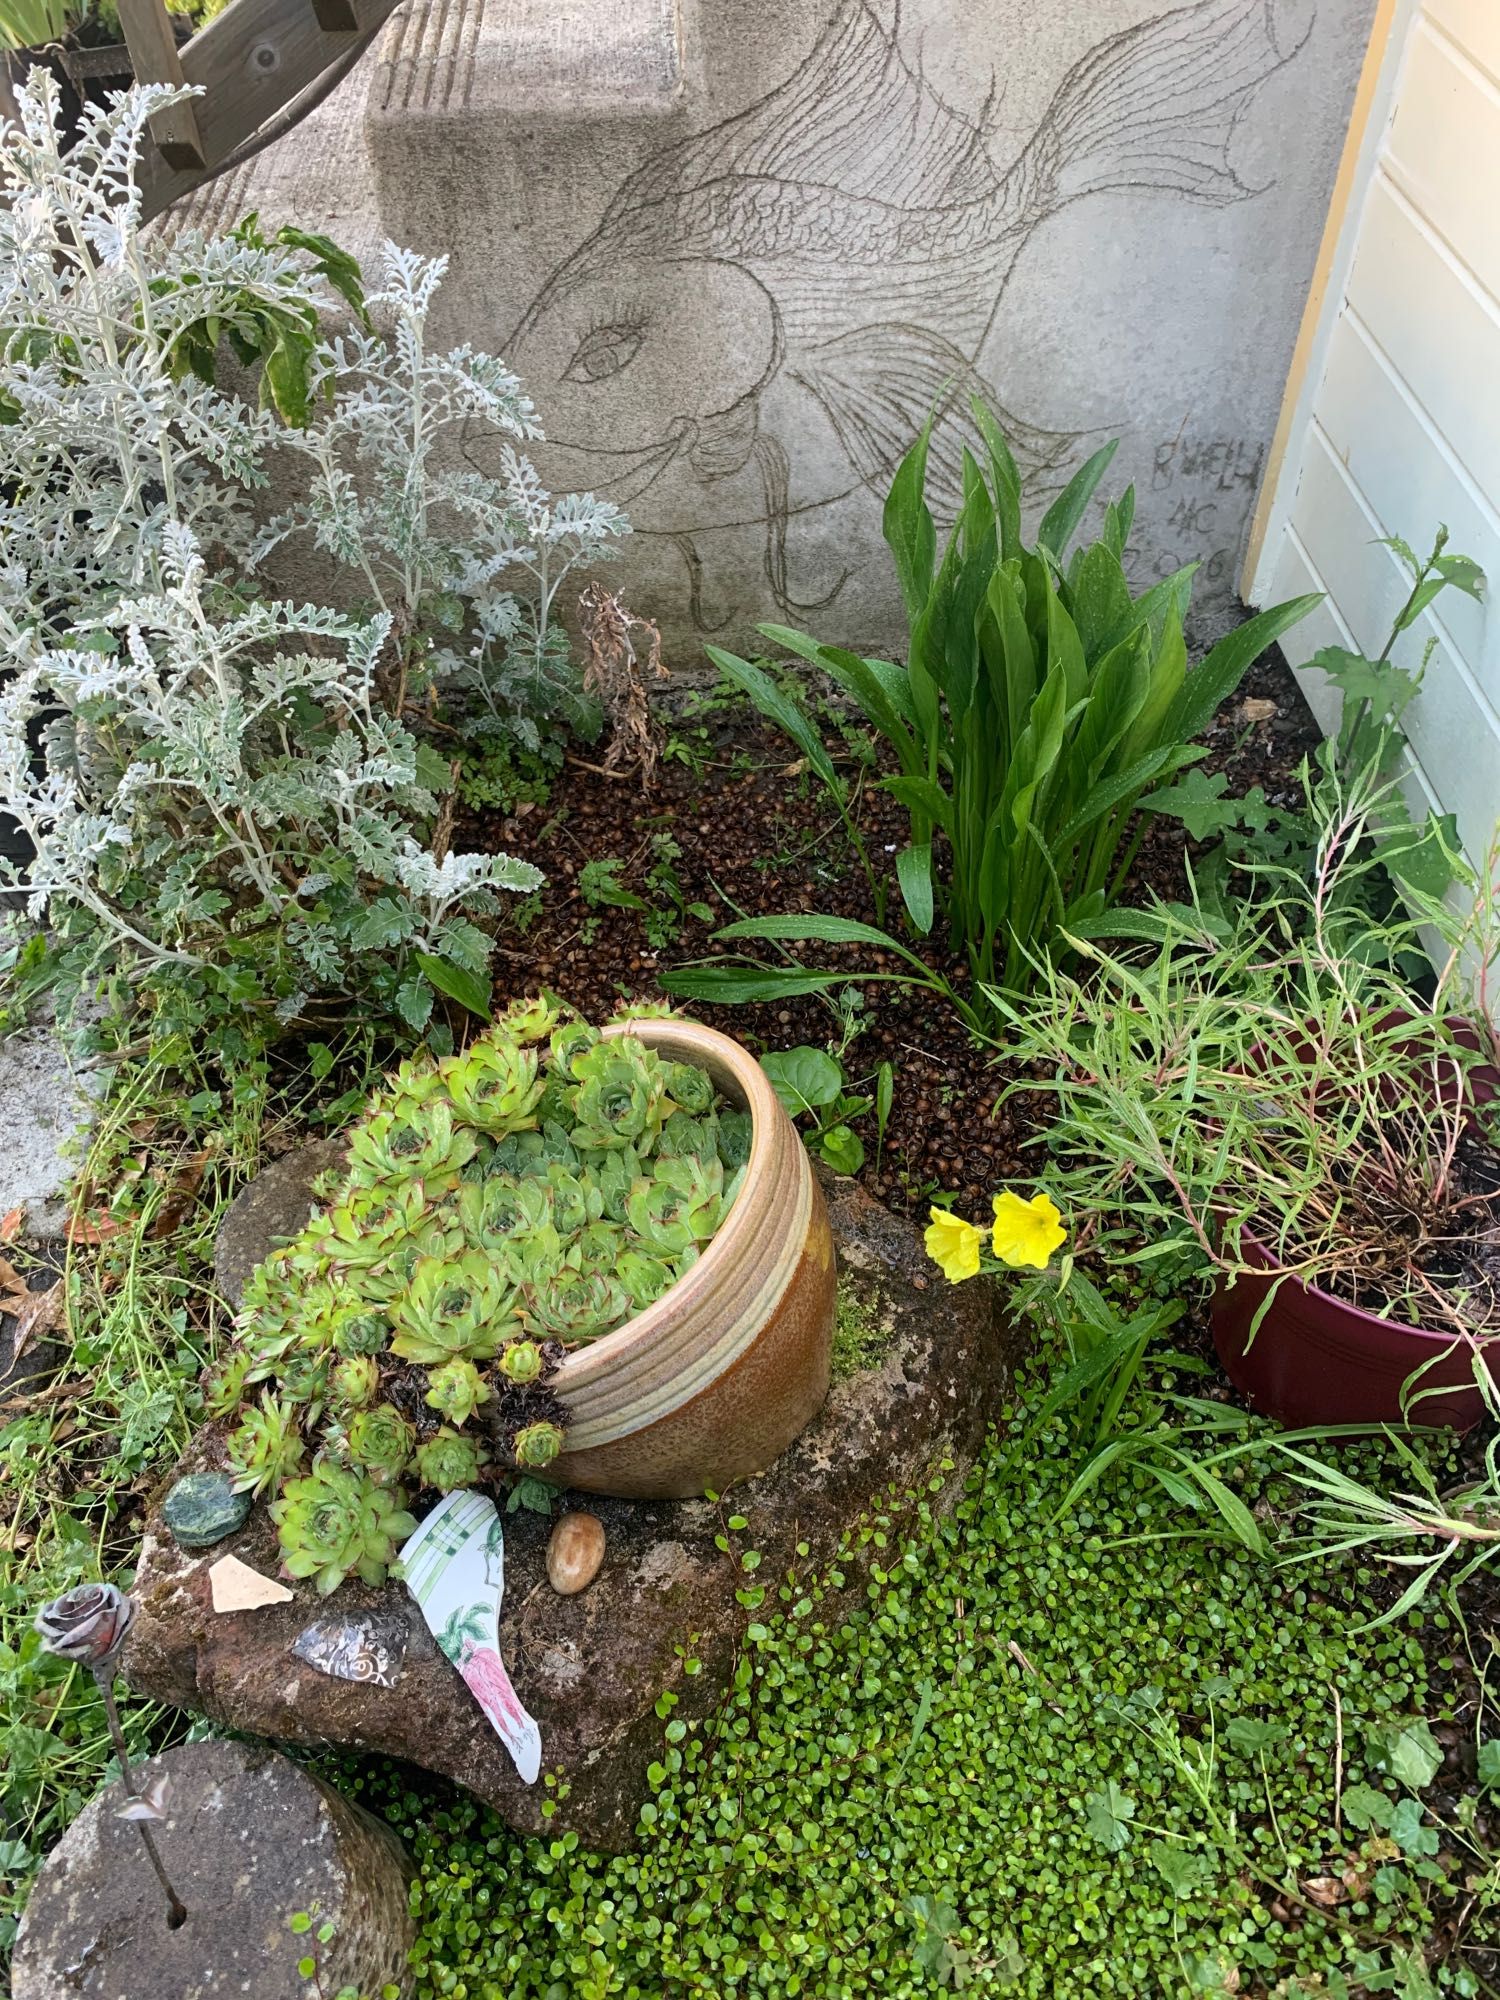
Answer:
top-left (504, 0), bottom-right (1313, 623)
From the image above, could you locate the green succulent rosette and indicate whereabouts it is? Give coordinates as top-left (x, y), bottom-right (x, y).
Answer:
top-left (389, 1252), bottom-right (519, 1365)
top-left (521, 1266), bottom-right (630, 1345)
top-left (568, 1040), bottom-right (667, 1152)
top-left (227, 1394), bottom-right (305, 1497)
top-left (413, 1428), bottom-right (487, 1492)
top-left (443, 1039), bottom-right (544, 1137)
top-left (662, 1061), bottom-right (715, 1116)
top-left (331, 1354), bottom-right (380, 1411)
top-left (345, 1404), bottom-right (414, 1485)
top-left (424, 1357), bottom-right (491, 1426)
top-left (347, 1100), bottom-right (476, 1195)
top-left (270, 1460), bottom-right (416, 1595)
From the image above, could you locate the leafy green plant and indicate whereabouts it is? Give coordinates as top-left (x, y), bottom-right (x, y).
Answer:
top-left (1268, 1366), bottom-right (1500, 1628)
top-left (1, 0), bottom-right (74, 56)
top-left (577, 834), bottom-right (711, 951)
top-left (671, 402), bottom-right (1314, 1013)
top-left (219, 998), bottom-right (747, 1589)
top-left (1210, 526), bottom-right (1485, 927)
top-left (759, 1044), bottom-right (892, 1177)
top-left (0, 83), bottom-right (631, 1047)
top-left (991, 782), bottom-right (1499, 1345)
top-left (363, 1387), bottom-right (1481, 1999)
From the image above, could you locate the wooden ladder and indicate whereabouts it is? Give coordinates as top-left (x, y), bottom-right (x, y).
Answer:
top-left (112, 0), bottom-right (403, 218)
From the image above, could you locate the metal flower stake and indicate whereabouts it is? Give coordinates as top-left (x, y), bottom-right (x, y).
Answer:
top-left (35, 1585), bottom-right (187, 1927)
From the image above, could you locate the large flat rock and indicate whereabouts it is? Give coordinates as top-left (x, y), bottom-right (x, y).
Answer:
top-left (0, 1027), bottom-right (107, 1241)
top-left (126, 1172), bottom-right (1020, 1850)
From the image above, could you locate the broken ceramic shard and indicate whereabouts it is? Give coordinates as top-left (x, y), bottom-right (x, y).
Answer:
top-left (291, 1613), bottom-right (406, 1688)
top-left (209, 1555), bottom-right (293, 1613)
top-left (163, 1472), bottom-right (251, 1550)
top-left (400, 1490), bottom-right (541, 1784)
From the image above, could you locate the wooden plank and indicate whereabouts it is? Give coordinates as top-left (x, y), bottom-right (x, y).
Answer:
top-left (116, 0), bottom-right (206, 170)
top-left (309, 0), bottom-right (385, 31)
top-left (137, 0), bottom-right (401, 219)
top-left (1240, 0), bottom-right (1408, 599)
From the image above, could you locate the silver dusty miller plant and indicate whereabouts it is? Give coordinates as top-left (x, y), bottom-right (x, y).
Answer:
top-left (0, 79), bottom-right (624, 1038)
top-left (259, 244), bottom-right (629, 748)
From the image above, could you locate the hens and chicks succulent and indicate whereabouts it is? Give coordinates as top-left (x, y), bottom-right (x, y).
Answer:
top-left (214, 998), bottom-right (747, 1592)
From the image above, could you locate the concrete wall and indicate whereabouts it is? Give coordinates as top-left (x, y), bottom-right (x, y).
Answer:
top-left (1247, 0), bottom-right (1500, 872)
top-left (174, 0), bottom-right (1377, 660)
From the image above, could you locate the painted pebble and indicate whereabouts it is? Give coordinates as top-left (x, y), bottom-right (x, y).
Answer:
top-left (546, 1512), bottom-right (605, 1596)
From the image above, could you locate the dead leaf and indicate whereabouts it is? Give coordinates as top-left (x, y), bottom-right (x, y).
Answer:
top-left (0, 1256), bottom-right (30, 1316)
top-left (147, 1151), bottom-right (209, 1239)
top-left (0, 1207), bottom-right (24, 1244)
top-left (7, 1281), bottom-right (62, 1367)
top-left (65, 1211), bottom-right (125, 1246)
top-left (1300, 1876), bottom-right (1346, 1908)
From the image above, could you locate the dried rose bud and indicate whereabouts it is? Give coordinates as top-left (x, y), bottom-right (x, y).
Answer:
top-left (35, 1584), bottom-right (135, 1671)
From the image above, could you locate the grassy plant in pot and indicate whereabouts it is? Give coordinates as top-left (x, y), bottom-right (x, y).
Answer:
top-left (993, 791), bottom-right (1500, 1430)
top-left (211, 1000), bottom-right (834, 1589)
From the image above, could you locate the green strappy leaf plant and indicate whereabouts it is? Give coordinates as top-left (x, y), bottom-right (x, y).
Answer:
top-left (667, 403), bottom-right (1316, 1016)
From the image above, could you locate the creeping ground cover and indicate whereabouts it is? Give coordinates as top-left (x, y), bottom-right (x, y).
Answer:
top-left (353, 1370), bottom-right (1496, 1999)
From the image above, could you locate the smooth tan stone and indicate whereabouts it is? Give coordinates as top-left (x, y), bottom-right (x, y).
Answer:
top-left (546, 1512), bottom-right (606, 1596)
top-left (209, 1554), bottom-right (293, 1613)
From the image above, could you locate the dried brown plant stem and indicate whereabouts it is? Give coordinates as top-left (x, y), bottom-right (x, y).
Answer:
top-left (578, 584), bottom-right (669, 789)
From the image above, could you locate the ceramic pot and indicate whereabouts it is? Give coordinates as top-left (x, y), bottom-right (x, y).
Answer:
top-left (1210, 1018), bottom-right (1499, 1431)
top-left (536, 1019), bottom-right (837, 1498)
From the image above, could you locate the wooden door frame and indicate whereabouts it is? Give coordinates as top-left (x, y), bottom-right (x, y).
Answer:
top-left (1241, 0), bottom-right (1415, 603)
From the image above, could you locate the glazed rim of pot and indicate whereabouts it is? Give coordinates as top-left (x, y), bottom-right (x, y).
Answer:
top-left (545, 1018), bottom-right (810, 1442)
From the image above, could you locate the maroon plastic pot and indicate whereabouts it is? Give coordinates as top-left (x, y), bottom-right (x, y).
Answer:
top-left (1210, 1246), bottom-right (1495, 1431)
top-left (1209, 1017), bottom-right (1499, 1431)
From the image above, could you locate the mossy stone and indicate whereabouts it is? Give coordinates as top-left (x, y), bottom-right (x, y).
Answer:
top-left (162, 1471), bottom-right (251, 1549)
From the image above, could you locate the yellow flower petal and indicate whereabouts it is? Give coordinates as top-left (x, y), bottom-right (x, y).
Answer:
top-left (990, 1190), bottom-right (1067, 1270)
top-left (924, 1206), bottom-right (983, 1284)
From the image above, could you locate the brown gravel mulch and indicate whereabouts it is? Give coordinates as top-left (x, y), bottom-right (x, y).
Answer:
top-left (466, 647), bottom-right (1323, 1218)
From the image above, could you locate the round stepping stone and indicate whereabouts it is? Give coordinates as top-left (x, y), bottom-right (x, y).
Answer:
top-left (11, 1739), bottom-right (415, 2000)
top-left (162, 1472), bottom-right (250, 1550)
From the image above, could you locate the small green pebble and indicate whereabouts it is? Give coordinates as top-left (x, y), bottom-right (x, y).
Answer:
top-left (162, 1472), bottom-right (251, 1549)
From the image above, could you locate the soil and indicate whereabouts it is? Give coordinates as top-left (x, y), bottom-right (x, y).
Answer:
top-left (464, 647), bottom-right (1323, 1218)
top-left (1317, 1118), bottom-right (1500, 1333)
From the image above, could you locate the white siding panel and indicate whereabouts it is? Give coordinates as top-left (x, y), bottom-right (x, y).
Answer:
top-left (1286, 433), bottom-right (1498, 864)
top-left (1252, 0), bottom-right (1500, 893)
top-left (1344, 175), bottom-right (1500, 510)
top-left (1424, 0), bottom-right (1500, 88)
top-left (1309, 312), bottom-right (1499, 702)
top-left (1384, 23), bottom-right (1500, 301)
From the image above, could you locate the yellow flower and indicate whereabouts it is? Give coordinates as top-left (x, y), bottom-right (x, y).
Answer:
top-left (990, 1190), bottom-right (1067, 1269)
top-left (924, 1206), bottom-right (984, 1284)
